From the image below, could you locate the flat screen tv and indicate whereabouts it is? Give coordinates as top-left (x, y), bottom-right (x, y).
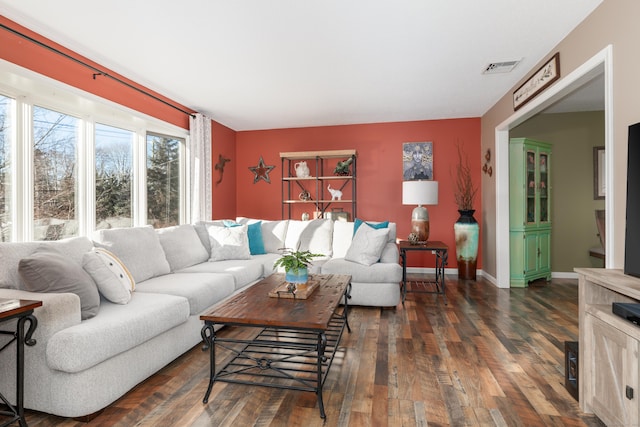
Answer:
top-left (625, 122), bottom-right (640, 277)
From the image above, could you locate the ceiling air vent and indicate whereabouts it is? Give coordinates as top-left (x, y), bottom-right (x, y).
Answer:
top-left (482, 59), bottom-right (521, 75)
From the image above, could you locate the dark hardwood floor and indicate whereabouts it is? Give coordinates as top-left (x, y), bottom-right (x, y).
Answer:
top-left (20, 276), bottom-right (605, 426)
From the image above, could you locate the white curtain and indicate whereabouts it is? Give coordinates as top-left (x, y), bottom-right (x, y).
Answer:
top-left (189, 113), bottom-right (213, 223)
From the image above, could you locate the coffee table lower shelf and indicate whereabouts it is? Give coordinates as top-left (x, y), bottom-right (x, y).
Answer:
top-left (201, 309), bottom-right (349, 419)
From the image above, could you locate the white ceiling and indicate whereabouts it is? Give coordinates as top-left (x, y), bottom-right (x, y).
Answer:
top-left (0, 0), bottom-right (603, 131)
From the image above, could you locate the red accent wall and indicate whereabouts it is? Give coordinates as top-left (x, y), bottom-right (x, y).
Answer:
top-left (0, 16), bottom-right (224, 218)
top-left (211, 121), bottom-right (237, 220)
top-left (0, 16), bottom-right (192, 129)
top-left (1, 16), bottom-right (483, 269)
top-left (236, 119), bottom-right (482, 268)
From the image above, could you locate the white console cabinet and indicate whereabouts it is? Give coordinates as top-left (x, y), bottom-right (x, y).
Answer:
top-left (576, 268), bottom-right (640, 426)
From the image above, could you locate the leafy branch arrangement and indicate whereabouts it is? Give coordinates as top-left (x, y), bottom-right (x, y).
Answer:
top-left (453, 141), bottom-right (478, 211)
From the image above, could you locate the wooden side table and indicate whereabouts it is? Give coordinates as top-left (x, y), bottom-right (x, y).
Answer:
top-left (398, 240), bottom-right (448, 305)
top-left (0, 299), bottom-right (41, 427)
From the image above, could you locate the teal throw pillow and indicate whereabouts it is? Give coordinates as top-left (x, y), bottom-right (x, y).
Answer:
top-left (247, 221), bottom-right (266, 255)
top-left (353, 218), bottom-right (389, 236)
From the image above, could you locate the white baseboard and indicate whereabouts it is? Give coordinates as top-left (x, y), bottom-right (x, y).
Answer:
top-left (405, 267), bottom-right (576, 286)
top-left (552, 271), bottom-right (579, 280)
top-left (405, 267), bottom-right (496, 286)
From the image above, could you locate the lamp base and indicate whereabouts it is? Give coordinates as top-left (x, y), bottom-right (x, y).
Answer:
top-left (411, 219), bottom-right (430, 243)
top-left (411, 205), bottom-right (430, 242)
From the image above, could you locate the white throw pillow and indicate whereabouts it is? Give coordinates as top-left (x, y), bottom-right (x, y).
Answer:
top-left (156, 224), bottom-right (209, 271)
top-left (344, 223), bottom-right (390, 266)
top-left (207, 224), bottom-right (251, 261)
top-left (83, 248), bottom-right (135, 304)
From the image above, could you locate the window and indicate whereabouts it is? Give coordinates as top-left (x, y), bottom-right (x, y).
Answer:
top-left (95, 123), bottom-right (134, 229)
top-left (32, 106), bottom-right (80, 241)
top-left (0, 95), bottom-right (11, 242)
top-left (146, 133), bottom-right (182, 228)
top-left (0, 64), bottom-right (189, 241)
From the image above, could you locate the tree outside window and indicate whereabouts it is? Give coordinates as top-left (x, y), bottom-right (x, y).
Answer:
top-left (95, 123), bottom-right (133, 229)
top-left (32, 106), bottom-right (79, 241)
top-left (147, 133), bottom-right (181, 228)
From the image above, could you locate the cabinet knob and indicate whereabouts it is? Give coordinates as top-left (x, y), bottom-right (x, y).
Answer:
top-left (626, 385), bottom-right (634, 400)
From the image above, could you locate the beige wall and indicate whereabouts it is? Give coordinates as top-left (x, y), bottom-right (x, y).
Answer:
top-left (481, 0), bottom-right (640, 281)
top-left (511, 111), bottom-right (605, 271)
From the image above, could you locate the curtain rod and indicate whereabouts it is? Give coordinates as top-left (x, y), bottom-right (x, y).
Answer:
top-left (0, 22), bottom-right (196, 119)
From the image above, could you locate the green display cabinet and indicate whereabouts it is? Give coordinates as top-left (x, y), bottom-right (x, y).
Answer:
top-left (509, 138), bottom-right (552, 287)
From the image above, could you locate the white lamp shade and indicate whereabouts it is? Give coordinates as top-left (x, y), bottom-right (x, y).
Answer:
top-left (402, 180), bottom-right (438, 206)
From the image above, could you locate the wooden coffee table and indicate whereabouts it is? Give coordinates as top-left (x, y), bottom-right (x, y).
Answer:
top-left (200, 273), bottom-right (351, 419)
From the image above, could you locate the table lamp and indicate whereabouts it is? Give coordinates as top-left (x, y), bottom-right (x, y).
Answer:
top-left (402, 180), bottom-right (438, 242)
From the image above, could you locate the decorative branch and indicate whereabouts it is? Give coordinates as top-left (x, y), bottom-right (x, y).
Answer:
top-left (453, 141), bottom-right (477, 211)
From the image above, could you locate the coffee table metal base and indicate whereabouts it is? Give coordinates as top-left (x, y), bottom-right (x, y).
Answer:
top-left (201, 309), bottom-right (349, 419)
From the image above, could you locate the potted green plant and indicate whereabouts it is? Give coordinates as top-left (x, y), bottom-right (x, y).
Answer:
top-left (273, 248), bottom-right (323, 283)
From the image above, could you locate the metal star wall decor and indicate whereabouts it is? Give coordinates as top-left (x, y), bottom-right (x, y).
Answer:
top-left (248, 156), bottom-right (275, 184)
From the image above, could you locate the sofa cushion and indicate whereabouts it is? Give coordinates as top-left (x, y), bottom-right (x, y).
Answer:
top-left (93, 226), bottom-right (170, 283)
top-left (82, 248), bottom-right (135, 304)
top-left (321, 258), bottom-right (402, 283)
top-left (178, 259), bottom-right (264, 290)
top-left (156, 224), bottom-right (209, 271)
top-left (0, 236), bottom-right (93, 290)
top-left (345, 224), bottom-right (390, 266)
top-left (236, 217), bottom-right (288, 253)
top-left (285, 219), bottom-right (333, 257)
top-left (331, 221), bottom-right (355, 259)
top-left (135, 272), bottom-right (235, 315)
top-left (46, 292), bottom-right (190, 373)
top-left (207, 224), bottom-right (251, 261)
top-left (193, 220), bottom-right (228, 255)
top-left (251, 253), bottom-right (285, 277)
top-left (18, 246), bottom-right (100, 320)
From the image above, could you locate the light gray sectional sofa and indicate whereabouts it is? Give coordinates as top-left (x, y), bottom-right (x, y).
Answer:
top-left (0, 218), bottom-right (401, 418)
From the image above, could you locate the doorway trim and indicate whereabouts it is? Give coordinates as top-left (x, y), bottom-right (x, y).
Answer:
top-left (495, 45), bottom-right (613, 288)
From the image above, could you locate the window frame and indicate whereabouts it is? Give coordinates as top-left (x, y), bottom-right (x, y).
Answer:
top-left (0, 62), bottom-right (190, 241)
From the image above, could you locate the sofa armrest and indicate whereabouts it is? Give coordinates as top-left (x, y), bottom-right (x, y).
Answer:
top-left (0, 289), bottom-right (81, 411)
top-left (0, 289), bottom-right (82, 338)
top-left (380, 242), bottom-right (399, 264)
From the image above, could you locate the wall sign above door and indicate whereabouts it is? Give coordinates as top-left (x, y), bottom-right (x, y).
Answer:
top-left (513, 53), bottom-right (560, 111)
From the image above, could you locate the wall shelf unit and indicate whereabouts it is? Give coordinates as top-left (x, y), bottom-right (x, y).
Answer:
top-left (280, 150), bottom-right (357, 220)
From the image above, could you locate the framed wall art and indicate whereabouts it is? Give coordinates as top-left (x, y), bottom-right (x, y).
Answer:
top-left (403, 142), bottom-right (433, 180)
top-left (513, 53), bottom-right (560, 111)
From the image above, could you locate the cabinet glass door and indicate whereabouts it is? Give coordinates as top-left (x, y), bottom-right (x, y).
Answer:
top-left (539, 152), bottom-right (549, 223)
top-left (526, 150), bottom-right (536, 223)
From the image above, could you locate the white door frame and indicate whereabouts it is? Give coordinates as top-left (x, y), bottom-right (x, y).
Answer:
top-left (495, 45), bottom-right (614, 288)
